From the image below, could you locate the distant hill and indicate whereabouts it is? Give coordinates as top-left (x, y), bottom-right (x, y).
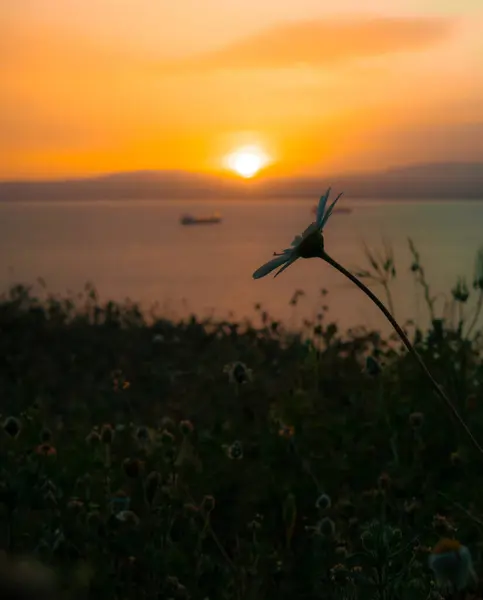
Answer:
top-left (1, 162), bottom-right (483, 201)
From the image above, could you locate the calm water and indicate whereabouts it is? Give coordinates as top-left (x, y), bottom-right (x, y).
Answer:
top-left (1, 198), bottom-right (482, 332)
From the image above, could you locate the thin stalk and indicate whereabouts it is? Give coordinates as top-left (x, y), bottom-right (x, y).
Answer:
top-left (466, 290), bottom-right (483, 339)
top-left (322, 252), bottom-right (483, 458)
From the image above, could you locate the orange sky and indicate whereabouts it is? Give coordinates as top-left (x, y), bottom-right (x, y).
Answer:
top-left (0, 1), bottom-right (482, 180)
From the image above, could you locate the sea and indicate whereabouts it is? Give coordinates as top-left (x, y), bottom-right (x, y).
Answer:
top-left (1, 198), bottom-right (482, 333)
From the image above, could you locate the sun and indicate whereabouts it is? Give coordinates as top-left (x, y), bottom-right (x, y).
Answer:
top-left (226, 146), bottom-right (268, 178)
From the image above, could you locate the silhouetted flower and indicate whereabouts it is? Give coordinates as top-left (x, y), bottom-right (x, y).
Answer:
top-left (409, 412), bottom-right (424, 430)
top-left (452, 277), bottom-right (470, 303)
top-left (378, 472), bottom-right (391, 490)
top-left (123, 458), bottom-right (143, 479)
top-left (160, 429), bottom-right (175, 445)
top-left (35, 444), bottom-right (57, 457)
top-left (365, 355), bottom-right (382, 377)
top-left (429, 539), bottom-right (476, 592)
top-left (135, 426), bottom-right (151, 445)
top-left (100, 424), bottom-right (114, 445)
top-left (86, 430), bottom-right (101, 446)
top-left (225, 440), bottom-right (243, 460)
top-left (110, 490), bottom-right (130, 512)
top-left (116, 510), bottom-right (140, 526)
top-left (278, 424), bottom-right (295, 440)
top-left (316, 517), bottom-right (336, 538)
top-left (224, 362), bottom-right (253, 384)
top-left (201, 495), bottom-right (215, 513)
top-left (253, 187), bottom-right (342, 278)
top-left (3, 416), bottom-right (21, 439)
top-left (179, 420), bottom-right (194, 436)
top-left (315, 493), bottom-right (332, 511)
top-left (39, 428), bottom-right (53, 443)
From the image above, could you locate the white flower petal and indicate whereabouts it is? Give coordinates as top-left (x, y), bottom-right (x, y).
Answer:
top-left (274, 256), bottom-right (298, 278)
top-left (252, 255), bottom-right (290, 279)
top-left (316, 188), bottom-right (331, 227)
top-left (320, 192), bottom-right (343, 228)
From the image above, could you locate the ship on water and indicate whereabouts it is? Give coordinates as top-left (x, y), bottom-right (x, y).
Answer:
top-left (180, 211), bottom-right (222, 225)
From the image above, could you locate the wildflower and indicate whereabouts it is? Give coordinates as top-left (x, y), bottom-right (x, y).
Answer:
top-left (450, 451), bottom-right (462, 467)
top-left (432, 514), bottom-right (456, 533)
top-left (116, 510), bottom-right (140, 526)
top-left (223, 361), bottom-right (253, 384)
top-left (160, 416), bottom-right (176, 431)
top-left (39, 428), bottom-right (53, 443)
top-left (201, 495), bottom-right (215, 513)
top-left (100, 424), bottom-right (114, 445)
top-left (452, 277), bottom-right (470, 303)
top-left (428, 539), bottom-right (477, 592)
top-left (160, 429), bottom-right (175, 445)
top-left (110, 490), bottom-right (130, 512)
top-left (35, 444), bottom-right (57, 457)
top-left (225, 440), bottom-right (243, 460)
top-left (278, 424), bottom-right (295, 440)
top-left (3, 416), bottom-right (21, 439)
top-left (145, 471), bottom-right (162, 506)
top-left (365, 355), bottom-right (382, 377)
top-left (409, 412), bottom-right (424, 430)
top-left (335, 543), bottom-right (348, 557)
top-left (253, 187), bottom-right (342, 278)
top-left (315, 493), bottom-right (332, 511)
top-left (316, 517), bottom-right (336, 538)
top-left (404, 498), bottom-right (421, 514)
top-left (330, 563), bottom-right (348, 583)
top-left (179, 420), bottom-right (194, 436)
top-left (123, 458), bottom-right (143, 478)
top-left (135, 426), bottom-right (151, 445)
top-left (378, 472), bottom-right (391, 490)
top-left (85, 510), bottom-right (102, 529)
top-left (85, 430), bottom-right (101, 446)
top-left (67, 497), bottom-right (84, 512)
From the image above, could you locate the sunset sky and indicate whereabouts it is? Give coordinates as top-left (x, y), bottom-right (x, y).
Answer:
top-left (1, 0), bottom-right (482, 180)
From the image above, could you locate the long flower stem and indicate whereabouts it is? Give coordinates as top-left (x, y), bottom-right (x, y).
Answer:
top-left (466, 290), bottom-right (483, 339)
top-left (322, 252), bottom-right (483, 457)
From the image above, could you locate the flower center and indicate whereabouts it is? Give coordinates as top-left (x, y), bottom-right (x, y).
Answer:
top-left (297, 230), bottom-right (325, 259)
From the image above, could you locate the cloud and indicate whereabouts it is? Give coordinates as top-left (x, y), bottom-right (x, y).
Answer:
top-left (162, 17), bottom-right (456, 72)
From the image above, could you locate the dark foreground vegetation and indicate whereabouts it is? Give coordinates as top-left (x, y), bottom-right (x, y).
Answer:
top-left (0, 257), bottom-right (482, 599)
